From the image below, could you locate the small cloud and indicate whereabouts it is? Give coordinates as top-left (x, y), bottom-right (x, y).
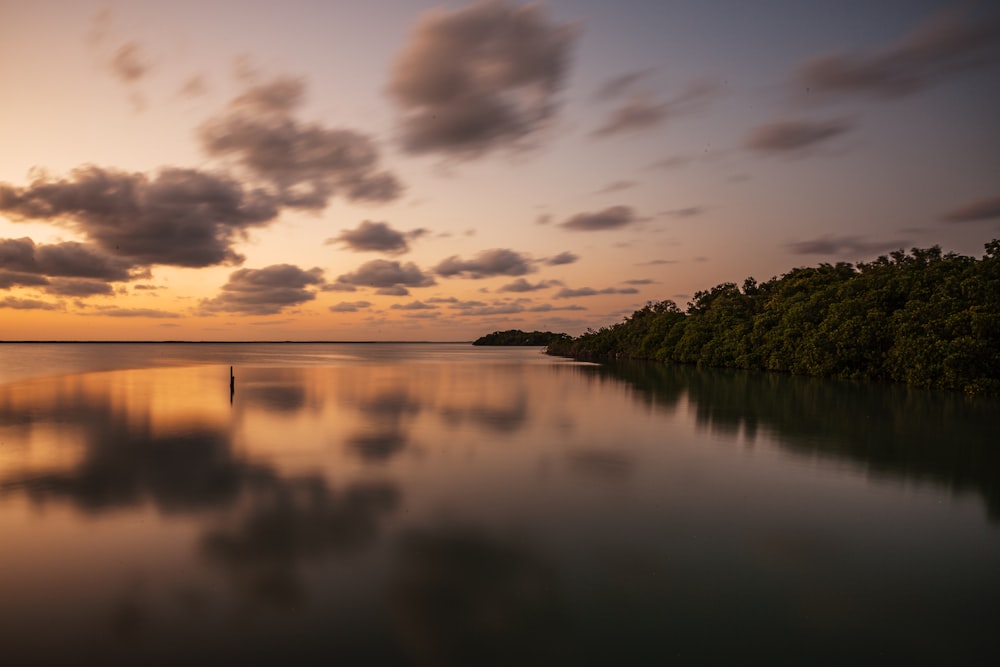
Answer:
top-left (498, 278), bottom-right (557, 293)
top-left (623, 279), bottom-right (655, 285)
top-left (794, 11), bottom-right (1000, 101)
top-left (942, 196), bottom-right (1000, 223)
top-left (592, 81), bottom-right (716, 139)
top-left (535, 213), bottom-right (552, 226)
top-left (178, 74), bottom-right (208, 98)
top-left (330, 301), bottom-right (372, 313)
top-left (435, 249), bottom-right (535, 278)
top-left (327, 220), bottom-right (426, 255)
top-left (744, 118), bottom-right (852, 154)
top-left (390, 300), bottom-right (438, 311)
top-left (45, 278), bottom-right (115, 297)
top-left (594, 180), bottom-right (636, 195)
top-left (377, 286), bottom-right (411, 297)
top-left (527, 303), bottom-right (587, 312)
top-left (637, 259), bottom-right (678, 266)
top-left (786, 234), bottom-right (908, 256)
top-left (648, 155), bottom-right (692, 171)
top-left (545, 251), bottom-right (579, 266)
top-left (559, 206), bottom-right (638, 232)
top-left (97, 308), bottom-right (180, 318)
top-left (593, 69), bottom-right (653, 101)
top-left (554, 286), bottom-right (638, 299)
top-left (388, 0), bottom-right (578, 158)
top-left (334, 259), bottom-right (435, 291)
top-left (201, 264), bottom-right (324, 315)
top-left (661, 207), bottom-right (704, 218)
top-left (0, 296), bottom-right (62, 311)
top-left (110, 41), bottom-right (151, 84)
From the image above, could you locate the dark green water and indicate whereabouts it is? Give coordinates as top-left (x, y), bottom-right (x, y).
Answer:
top-left (0, 344), bottom-right (997, 665)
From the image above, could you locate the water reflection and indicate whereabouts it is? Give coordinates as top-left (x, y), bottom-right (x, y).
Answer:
top-left (0, 350), bottom-right (997, 664)
top-left (582, 361), bottom-right (1000, 521)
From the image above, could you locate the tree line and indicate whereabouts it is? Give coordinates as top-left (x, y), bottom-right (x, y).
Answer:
top-left (546, 241), bottom-right (1000, 396)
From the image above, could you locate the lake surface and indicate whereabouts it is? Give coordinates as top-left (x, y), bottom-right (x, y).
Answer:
top-left (1, 343), bottom-right (998, 665)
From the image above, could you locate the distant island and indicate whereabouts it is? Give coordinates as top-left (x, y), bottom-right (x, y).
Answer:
top-left (546, 242), bottom-right (1000, 397)
top-left (473, 330), bottom-right (570, 346)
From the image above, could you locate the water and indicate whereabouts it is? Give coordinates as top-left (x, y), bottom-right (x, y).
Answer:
top-left (0, 343), bottom-right (997, 665)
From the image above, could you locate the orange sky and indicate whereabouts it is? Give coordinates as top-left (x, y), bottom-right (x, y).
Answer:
top-left (1, 0), bottom-right (998, 340)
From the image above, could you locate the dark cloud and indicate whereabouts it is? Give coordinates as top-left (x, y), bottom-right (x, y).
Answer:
top-left (545, 251), bottom-right (578, 266)
top-left (593, 69), bottom-right (652, 101)
top-left (594, 180), bottom-right (636, 195)
top-left (389, 0), bottom-right (577, 158)
top-left (335, 259), bottom-right (436, 292)
top-left (329, 301), bottom-right (372, 313)
top-left (110, 41), bottom-right (151, 83)
top-left (786, 235), bottom-right (908, 256)
top-left (0, 166), bottom-right (278, 268)
top-left (592, 82), bottom-right (716, 139)
top-left (200, 76), bottom-right (403, 208)
top-left (201, 264), bottom-right (325, 315)
top-left (435, 248), bottom-right (534, 278)
top-left (795, 12), bottom-right (1000, 100)
top-left (559, 206), bottom-right (637, 232)
top-left (744, 118), bottom-right (851, 154)
top-left (377, 286), bottom-right (411, 297)
top-left (0, 270), bottom-right (49, 289)
top-left (327, 220), bottom-right (427, 255)
top-left (554, 286), bottom-right (639, 299)
top-left (942, 196), bottom-right (1000, 223)
top-left (0, 237), bottom-right (137, 281)
top-left (624, 279), bottom-right (655, 285)
top-left (0, 296), bottom-right (61, 310)
top-left (45, 278), bottom-right (114, 297)
top-left (498, 278), bottom-right (557, 293)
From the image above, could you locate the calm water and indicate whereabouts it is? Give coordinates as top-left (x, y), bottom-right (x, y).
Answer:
top-left (0, 343), bottom-right (997, 665)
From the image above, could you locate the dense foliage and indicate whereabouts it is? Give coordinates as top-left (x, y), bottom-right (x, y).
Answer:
top-left (546, 242), bottom-right (1000, 396)
top-left (473, 330), bottom-right (571, 346)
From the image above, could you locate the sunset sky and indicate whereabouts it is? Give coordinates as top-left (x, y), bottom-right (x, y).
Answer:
top-left (2, 0), bottom-right (998, 341)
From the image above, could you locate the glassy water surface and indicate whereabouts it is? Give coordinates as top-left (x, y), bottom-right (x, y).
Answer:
top-left (1, 343), bottom-right (997, 665)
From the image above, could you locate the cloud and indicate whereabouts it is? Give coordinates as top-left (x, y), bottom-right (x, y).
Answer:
top-left (498, 278), bottom-right (557, 293)
top-left (390, 301), bottom-right (438, 311)
top-left (661, 207), bottom-right (704, 218)
top-left (0, 166), bottom-right (278, 268)
top-left (334, 259), bottom-right (436, 292)
top-left (0, 296), bottom-right (62, 310)
top-left (594, 180), bottom-right (636, 194)
top-left (200, 76), bottom-right (403, 208)
top-left (624, 279), bottom-right (655, 285)
top-left (45, 278), bottom-right (114, 297)
top-left (330, 301), bottom-right (372, 313)
top-left (327, 220), bottom-right (428, 255)
top-left (744, 118), bottom-right (851, 154)
top-left (526, 303), bottom-right (586, 312)
top-left (179, 74), bottom-right (208, 98)
top-left (435, 248), bottom-right (534, 278)
top-left (0, 271), bottom-right (49, 289)
top-left (559, 206), bottom-right (638, 231)
top-left (942, 196), bottom-right (1000, 223)
top-left (388, 0), bottom-right (578, 158)
top-left (110, 41), bottom-right (151, 84)
top-left (648, 155), bottom-right (692, 171)
top-left (96, 308), bottom-right (181, 318)
top-left (786, 234), bottom-right (908, 256)
top-left (795, 12), bottom-right (1000, 100)
top-left (450, 299), bottom-right (526, 316)
top-left (545, 251), bottom-right (578, 266)
top-left (201, 264), bottom-right (325, 315)
top-left (554, 286), bottom-right (638, 299)
top-left (591, 82), bottom-right (716, 139)
top-left (0, 237), bottom-right (137, 281)
top-left (593, 69), bottom-right (652, 101)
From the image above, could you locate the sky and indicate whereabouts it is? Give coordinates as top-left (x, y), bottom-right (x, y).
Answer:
top-left (1, 0), bottom-right (998, 341)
